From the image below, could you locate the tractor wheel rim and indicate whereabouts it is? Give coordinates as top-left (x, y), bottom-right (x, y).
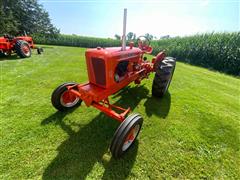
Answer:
top-left (122, 124), bottom-right (140, 151)
top-left (60, 90), bottom-right (79, 107)
top-left (22, 45), bottom-right (30, 56)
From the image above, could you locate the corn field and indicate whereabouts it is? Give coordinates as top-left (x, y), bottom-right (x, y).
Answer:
top-left (151, 32), bottom-right (240, 76)
top-left (33, 32), bottom-right (240, 76)
top-left (32, 34), bottom-right (120, 48)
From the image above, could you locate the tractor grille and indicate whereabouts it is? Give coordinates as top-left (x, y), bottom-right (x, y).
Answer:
top-left (91, 58), bottom-right (106, 86)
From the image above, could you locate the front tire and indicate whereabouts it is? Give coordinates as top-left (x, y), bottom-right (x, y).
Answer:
top-left (15, 40), bottom-right (31, 58)
top-left (51, 82), bottom-right (82, 111)
top-left (152, 57), bottom-right (176, 98)
top-left (110, 113), bottom-right (143, 158)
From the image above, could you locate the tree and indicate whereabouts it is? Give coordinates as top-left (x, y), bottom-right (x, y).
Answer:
top-left (0, 1), bottom-right (19, 35)
top-left (114, 34), bottom-right (121, 40)
top-left (127, 32), bottom-right (136, 41)
top-left (0, 9), bottom-right (19, 35)
top-left (0, 0), bottom-right (59, 36)
top-left (160, 35), bottom-right (170, 39)
top-left (145, 33), bottom-right (154, 40)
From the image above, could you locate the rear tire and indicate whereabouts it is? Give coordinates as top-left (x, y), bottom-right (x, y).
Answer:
top-left (51, 82), bottom-right (82, 111)
top-left (110, 113), bottom-right (143, 158)
top-left (152, 57), bottom-right (176, 98)
top-left (15, 40), bottom-right (31, 58)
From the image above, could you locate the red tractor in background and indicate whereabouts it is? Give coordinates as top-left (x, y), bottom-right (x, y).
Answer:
top-left (0, 34), bottom-right (42, 58)
top-left (51, 9), bottom-right (176, 158)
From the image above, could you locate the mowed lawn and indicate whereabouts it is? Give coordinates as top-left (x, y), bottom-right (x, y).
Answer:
top-left (1, 45), bottom-right (239, 179)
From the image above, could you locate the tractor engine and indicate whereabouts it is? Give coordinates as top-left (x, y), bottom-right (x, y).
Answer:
top-left (85, 46), bottom-right (142, 89)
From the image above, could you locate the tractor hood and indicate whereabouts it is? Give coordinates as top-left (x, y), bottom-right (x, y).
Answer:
top-left (86, 47), bottom-right (142, 60)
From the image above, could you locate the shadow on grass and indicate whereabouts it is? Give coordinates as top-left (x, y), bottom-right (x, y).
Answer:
top-left (144, 91), bottom-right (171, 119)
top-left (0, 54), bottom-right (21, 61)
top-left (112, 85), bottom-right (171, 119)
top-left (112, 85), bottom-right (149, 111)
top-left (0, 49), bottom-right (42, 61)
top-left (41, 85), bottom-right (171, 179)
top-left (42, 111), bottom-right (138, 179)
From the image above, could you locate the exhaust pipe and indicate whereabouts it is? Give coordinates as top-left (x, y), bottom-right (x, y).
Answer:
top-left (121, 8), bottom-right (127, 51)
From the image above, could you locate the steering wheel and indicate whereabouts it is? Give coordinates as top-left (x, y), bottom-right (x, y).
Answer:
top-left (137, 36), bottom-right (150, 50)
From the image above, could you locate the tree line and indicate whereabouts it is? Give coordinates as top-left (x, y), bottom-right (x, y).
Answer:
top-left (0, 0), bottom-right (59, 36)
top-left (114, 32), bottom-right (170, 41)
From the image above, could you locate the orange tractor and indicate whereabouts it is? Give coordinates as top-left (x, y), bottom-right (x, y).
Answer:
top-left (0, 34), bottom-right (42, 58)
top-left (51, 9), bottom-right (176, 158)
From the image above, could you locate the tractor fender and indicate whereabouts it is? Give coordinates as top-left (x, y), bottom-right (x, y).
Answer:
top-left (153, 51), bottom-right (166, 71)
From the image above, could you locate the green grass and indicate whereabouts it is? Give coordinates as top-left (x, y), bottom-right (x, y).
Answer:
top-left (1, 45), bottom-right (239, 179)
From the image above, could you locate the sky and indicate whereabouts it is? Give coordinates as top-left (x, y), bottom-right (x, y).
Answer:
top-left (39, 0), bottom-right (239, 38)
